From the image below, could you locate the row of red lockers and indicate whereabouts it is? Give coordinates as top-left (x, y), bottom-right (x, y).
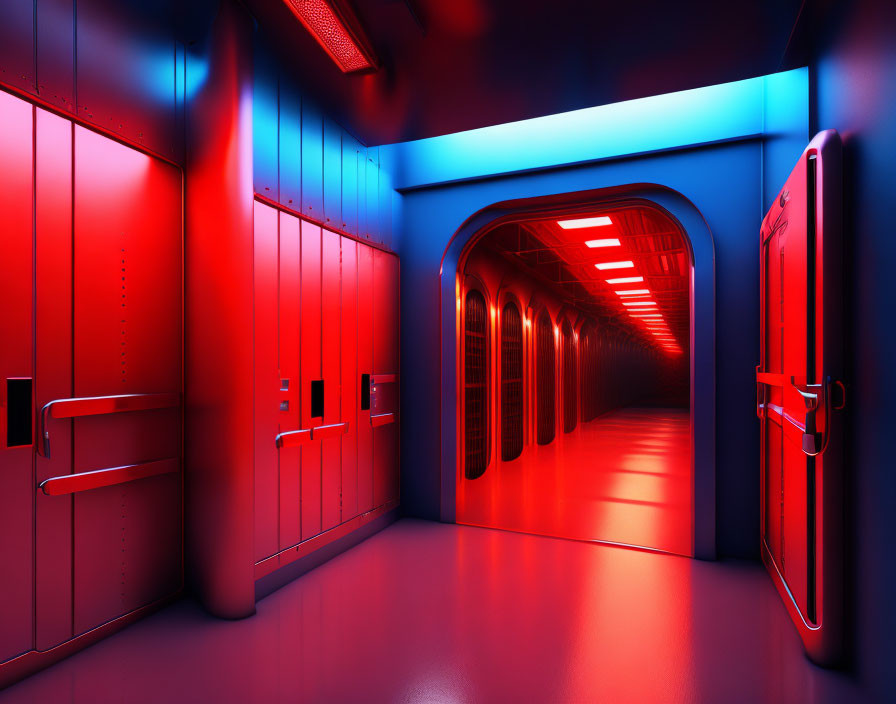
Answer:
top-left (0, 90), bottom-right (400, 673)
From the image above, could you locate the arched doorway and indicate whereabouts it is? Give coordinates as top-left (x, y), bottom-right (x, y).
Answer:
top-left (454, 198), bottom-right (697, 556)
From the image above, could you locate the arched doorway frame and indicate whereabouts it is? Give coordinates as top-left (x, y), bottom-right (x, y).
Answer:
top-left (442, 185), bottom-right (716, 559)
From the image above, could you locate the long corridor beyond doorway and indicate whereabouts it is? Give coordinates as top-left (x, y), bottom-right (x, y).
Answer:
top-left (458, 407), bottom-right (693, 555)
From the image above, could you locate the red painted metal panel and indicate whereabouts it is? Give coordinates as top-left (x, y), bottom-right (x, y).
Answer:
top-left (357, 243), bottom-right (374, 513)
top-left (34, 107), bottom-right (74, 651)
top-left (758, 130), bottom-right (844, 665)
top-left (300, 220), bottom-right (323, 539)
top-left (0, 90), bottom-right (34, 664)
top-left (341, 239), bottom-right (359, 520)
top-left (184, 0), bottom-right (256, 619)
top-left (71, 124), bottom-right (182, 635)
top-left (254, 202), bottom-right (280, 561)
top-left (321, 229), bottom-right (343, 530)
top-left (279, 212), bottom-right (302, 549)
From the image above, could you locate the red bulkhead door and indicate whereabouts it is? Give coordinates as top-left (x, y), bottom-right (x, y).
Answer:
top-left (757, 130), bottom-right (844, 665)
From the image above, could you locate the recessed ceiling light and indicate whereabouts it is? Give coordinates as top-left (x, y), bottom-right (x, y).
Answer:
top-left (630, 313), bottom-right (662, 318)
top-left (614, 289), bottom-right (650, 296)
top-left (595, 261), bottom-right (635, 270)
top-left (584, 238), bottom-right (621, 248)
top-left (622, 301), bottom-right (656, 307)
top-left (557, 216), bottom-right (613, 229)
top-left (284, 0), bottom-right (378, 73)
top-left (606, 276), bottom-right (644, 284)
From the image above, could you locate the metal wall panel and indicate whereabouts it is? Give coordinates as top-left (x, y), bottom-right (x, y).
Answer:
top-left (340, 240), bottom-right (359, 521)
top-left (34, 108), bottom-right (74, 651)
top-left (300, 220), bottom-right (323, 539)
top-left (321, 230), bottom-right (342, 530)
top-left (75, 0), bottom-right (179, 159)
top-left (72, 125), bottom-right (182, 634)
top-left (253, 43), bottom-right (280, 200)
top-left (279, 82), bottom-right (301, 209)
top-left (0, 90), bottom-right (34, 664)
top-left (341, 135), bottom-right (360, 236)
top-left (300, 101), bottom-right (323, 220)
top-left (253, 203), bottom-right (280, 562)
top-left (323, 119), bottom-right (342, 228)
top-left (278, 212), bottom-right (302, 550)
top-left (365, 148), bottom-right (379, 240)
top-left (0, 1), bottom-right (36, 94)
top-left (36, 0), bottom-right (76, 113)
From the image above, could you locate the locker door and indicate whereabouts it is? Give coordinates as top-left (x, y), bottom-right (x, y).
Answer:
top-left (320, 229), bottom-right (343, 530)
top-left (372, 249), bottom-right (399, 507)
top-left (757, 131), bottom-right (843, 665)
top-left (65, 126), bottom-right (183, 635)
top-left (301, 220), bottom-right (323, 539)
top-left (278, 212), bottom-right (303, 549)
top-left (0, 90), bottom-right (34, 664)
top-left (357, 244), bottom-right (374, 513)
top-left (341, 240), bottom-right (359, 521)
top-left (253, 202), bottom-right (280, 561)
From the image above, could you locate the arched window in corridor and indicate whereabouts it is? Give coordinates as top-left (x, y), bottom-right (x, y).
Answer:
top-left (536, 310), bottom-right (556, 445)
top-left (500, 301), bottom-right (524, 461)
top-left (464, 289), bottom-right (489, 478)
top-left (561, 318), bottom-right (577, 433)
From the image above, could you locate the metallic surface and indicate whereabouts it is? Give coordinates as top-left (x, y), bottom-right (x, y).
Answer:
top-left (758, 130), bottom-right (844, 664)
top-left (0, 89), bottom-right (183, 684)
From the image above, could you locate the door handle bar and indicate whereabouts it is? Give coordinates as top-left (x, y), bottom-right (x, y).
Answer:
top-left (39, 457), bottom-right (179, 496)
top-left (39, 392), bottom-right (180, 458)
top-left (275, 422), bottom-right (349, 448)
top-left (370, 412), bottom-right (395, 428)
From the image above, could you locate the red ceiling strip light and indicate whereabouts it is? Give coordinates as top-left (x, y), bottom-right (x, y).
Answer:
top-left (284, 0), bottom-right (378, 73)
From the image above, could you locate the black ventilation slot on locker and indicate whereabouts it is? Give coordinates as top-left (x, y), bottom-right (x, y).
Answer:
top-left (6, 378), bottom-right (33, 447)
top-left (311, 380), bottom-right (324, 418)
top-left (361, 374), bottom-right (371, 410)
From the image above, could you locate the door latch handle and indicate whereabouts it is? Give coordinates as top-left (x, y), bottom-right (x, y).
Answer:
top-left (789, 376), bottom-right (846, 457)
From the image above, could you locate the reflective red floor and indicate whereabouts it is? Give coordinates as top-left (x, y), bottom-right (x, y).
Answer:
top-left (0, 519), bottom-right (867, 704)
top-left (458, 407), bottom-right (693, 555)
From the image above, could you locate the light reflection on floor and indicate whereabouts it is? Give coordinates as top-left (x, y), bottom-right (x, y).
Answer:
top-left (0, 520), bottom-right (865, 703)
top-left (457, 407), bottom-right (693, 555)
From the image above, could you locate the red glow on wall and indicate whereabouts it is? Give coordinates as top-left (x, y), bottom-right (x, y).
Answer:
top-left (284, 0), bottom-right (377, 73)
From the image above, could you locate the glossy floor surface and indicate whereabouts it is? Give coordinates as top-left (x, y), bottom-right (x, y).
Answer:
top-left (0, 519), bottom-right (866, 704)
top-left (458, 407), bottom-right (693, 555)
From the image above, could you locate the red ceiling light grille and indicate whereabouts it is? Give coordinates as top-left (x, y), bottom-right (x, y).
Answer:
top-left (285, 0), bottom-right (378, 73)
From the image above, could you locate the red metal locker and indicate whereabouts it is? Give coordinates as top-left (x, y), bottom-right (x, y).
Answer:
top-left (0, 90), bottom-right (34, 665)
top-left (357, 243), bottom-right (375, 512)
top-left (278, 212), bottom-right (303, 549)
top-left (757, 130), bottom-right (844, 665)
top-left (1, 94), bottom-right (183, 676)
top-left (254, 202), bottom-right (280, 561)
top-left (372, 249), bottom-right (399, 507)
top-left (321, 229), bottom-right (343, 531)
top-left (301, 220), bottom-right (323, 539)
top-left (70, 125), bottom-right (182, 635)
top-left (34, 108), bottom-right (74, 650)
top-left (341, 240), bottom-right (360, 521)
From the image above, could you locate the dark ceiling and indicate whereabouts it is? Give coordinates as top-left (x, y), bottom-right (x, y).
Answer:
top-left (246, 0), bottom-right (807, 146)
